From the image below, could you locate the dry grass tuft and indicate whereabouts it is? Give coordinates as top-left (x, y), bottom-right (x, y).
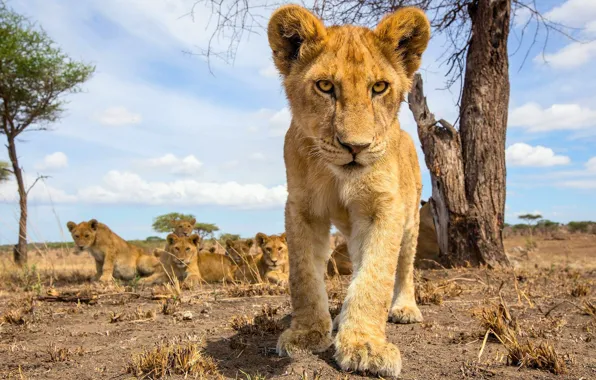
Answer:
top-left (416, 278), bottom-right (462, 306)
top-left (507, 341), bottom-right (567, 375)
top-left (126, 335), bottom-right (220, 379)
top-left (1, 297), bottom-right (34, 325)
top-left (475, 300), bottom-right (567, 374)
top-left (230, 305), bottom-right (284, 336)
top-left (47, 344), bottom-right (72, 363)
top-left (109, 307), bottom-right (156, 323)
top-left (161, 298), bottom-right (180, 316)
top-left (580, 300), bottom-right (596, 317)
top-left (570, 282), bottom-right (591, 297)
top-left (226, 283), bottom-right (287, 298)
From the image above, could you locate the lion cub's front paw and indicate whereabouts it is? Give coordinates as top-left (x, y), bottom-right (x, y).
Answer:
top-left (334, 331), bottom-right (402, 378)
top-left (389, 304), bottom-right (423, 324)
top-left (97, 275), bottom-right (113, 284)
top-left (276, 327), bottom-right (333, 357)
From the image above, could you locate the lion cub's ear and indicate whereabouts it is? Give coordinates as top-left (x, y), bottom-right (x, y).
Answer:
top-left (89, 219), bottom-right (99, 231)
top-left (280, 232), bottom-right (287, 243)
top-left (375, 7), bottom-right (430, 79)
top-left (166, 233), bottom-right (177, 245)
top-left (66, 221), bottom-right (77, 232)
top-left (190, 234), bottom-right (201, 247)
top-left (255, 232), bottom-right (268, 246)
top-left (245, 238), bottom-right (254, 248)
top-left (267, 5), bottom-right (327, 76)
top-left (189, 217), bottom-right (196, 226)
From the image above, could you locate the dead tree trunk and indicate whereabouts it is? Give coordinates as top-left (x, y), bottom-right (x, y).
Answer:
top-left (7, 136), bottom-right (28, 266)
top-left (408, 0), bottom-right (511, 268)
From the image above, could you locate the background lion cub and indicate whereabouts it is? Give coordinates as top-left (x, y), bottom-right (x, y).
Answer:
top-left (139, 233), bottom-right (202, 286)
top-left (67, 219), bottom-right (158, 283)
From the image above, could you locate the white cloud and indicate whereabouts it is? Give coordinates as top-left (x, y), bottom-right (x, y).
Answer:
top-left (249, 153), bottom-right (266, 161)
top-left (557, 180), bottom-right (596, 189)
top-left (506, 143), bottom-right (570, 167)
top-left (509, 102), bottom-right (596, 132)
top-left (97, 106), bottom-right (142, 126)
top-left (35, 152), bottom-right (69, 171)
top-left (0, 175), bottom-right (76, 204)
top-left (536, 41), bottom-right (596, 69)
top-left (259, 63), bottom-right (278, 78)
top-left (586, 157), bottom-right (596, 172)
top-left (144, 154), bottom-right (203, 176)
top-left (587, 20), bottom-right (596, 35)
top-left (77, 171), bottom-right (287, 209)
top-left (268, 107), bottom-right (291, 136)
top-left (544, 0), bottom-right (596, 27)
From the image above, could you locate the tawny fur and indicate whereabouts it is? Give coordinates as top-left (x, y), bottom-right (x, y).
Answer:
top-left (196, 252), bottom-right (237, 283)
top-left (327, 242), bottom-right (352, 276)
top-left (67, 219), bottom-right (159, 283)
top-left (225, 238), bottom-right (255, 264)
top-left (139, 233), bottom-right (202, 286)
top-left (172, 218), bottom-right (196, 237)
top-left (234, 233), bottom-right (290, 285)
top-left (267, 4), bottom-right (430, 377)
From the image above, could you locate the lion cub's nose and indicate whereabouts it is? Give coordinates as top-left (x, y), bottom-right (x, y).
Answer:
top-left (336, 135), bottom-right (371, 155)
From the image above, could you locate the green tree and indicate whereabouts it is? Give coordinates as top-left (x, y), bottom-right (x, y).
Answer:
top-left (195, 222), bottom-right (219, 240)
top-left (0, 160), bottom-right (9, 182)
top-left (152, 212), bottom-right (195, 233)
top-left (519, 214), bottom-right (543, 227)
top-left (0, 2), bottom-right (95, 265)
top-left (219, 233), bottom-right (240, 242)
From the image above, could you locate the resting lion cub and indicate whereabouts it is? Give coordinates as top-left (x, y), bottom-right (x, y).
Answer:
top-left (67, 219), bottom-right (158, 283)
top-left (234, 233), bottom-right (289, 285)
top-left (139, 234), bottom-right (202, 286)
top-left (267, 5), bottom-right (430, 377)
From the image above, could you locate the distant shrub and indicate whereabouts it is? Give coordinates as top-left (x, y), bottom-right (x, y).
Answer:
top-left (567, 221), bottom-right (596, 234)
top-left (146, 236), bottom-right (165, 242)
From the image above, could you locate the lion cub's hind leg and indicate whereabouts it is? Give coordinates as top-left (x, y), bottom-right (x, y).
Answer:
top-left (137, 253), bottom-right (159, 277)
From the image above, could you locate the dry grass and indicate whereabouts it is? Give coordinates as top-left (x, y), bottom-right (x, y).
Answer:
top-left (47, 344), bottom-right (73, 363)
top-left (226, 283), bottom-right (287, 298)
top-left (475, 299), bottom-right (567, 374)
top-left (1, 297), bottom-right (33, 325)
top-left (415, 277), bottom-right (463, 306)
top-left (109, 307), bottom-right (156, 323)
top-left (230, 305), bottom-right (284, 336)
top-left (126, 335), bottom-right (220, 379)
top-left (580, 300), bottom-right (596, 317)
top-left (570, 283), bottom-right (591, 297)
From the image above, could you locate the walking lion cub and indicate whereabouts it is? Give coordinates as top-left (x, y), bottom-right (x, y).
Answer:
top-left (267, 4), bottom-right (430, 377)
top-left (67, 219), bottom-right (158, 283)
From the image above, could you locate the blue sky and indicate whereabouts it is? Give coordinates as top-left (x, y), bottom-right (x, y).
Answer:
top-left (0, 0), bottom-right (595, 244)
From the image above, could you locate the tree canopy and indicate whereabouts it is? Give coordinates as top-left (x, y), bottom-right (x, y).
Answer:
top-left (195, 222), bottom-right (220, 240)
top-left (0, 161), bottom-right (9, 182)
top-left (152, 212), bottom-right (196, 233)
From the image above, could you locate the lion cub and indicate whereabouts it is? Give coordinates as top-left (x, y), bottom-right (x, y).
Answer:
top-left (172, 218), bottom-right (195, 237)
top-left (326, 243), bottom-right (352, 277)
top-left (67, 219), bottom-right (158, 283)
top-left (139, 234), bottom-right (202, 286)
top-left (235, 233), bottom-right (289, 285)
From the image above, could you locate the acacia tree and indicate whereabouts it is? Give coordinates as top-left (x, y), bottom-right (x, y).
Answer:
top-left (195, 222), bottom-right (219, 240)
top-left (194, 0), bottom-right (568, 268)
top-left (0, 2), bottom-right (94, 266)
top-left (152, 212), bottom-right (196, 233)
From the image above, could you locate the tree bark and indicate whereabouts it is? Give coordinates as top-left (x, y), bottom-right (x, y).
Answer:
top-left (458, 0), bottom-right (510, 267)
top-left (408, 0), bottom-right (511, 268)
top-left (6, 136), bottom-right (28, 266)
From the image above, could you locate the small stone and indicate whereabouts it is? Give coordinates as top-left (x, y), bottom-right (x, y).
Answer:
top-left (182, 311), bottom-right (193, 321)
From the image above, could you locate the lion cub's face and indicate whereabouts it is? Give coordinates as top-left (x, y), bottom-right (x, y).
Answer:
top-left (256, 233), bottom-right (288, 270)
top-left (166, 233), bottom-right (200, 269)
top-left (67, 219), bottom-right (99, 253)
top-left (267, 5), bottom-right (430, 175)
top-left (225, 238), bottom-right (254, 263)
top-left (173, 218), bottom-right (196, 237)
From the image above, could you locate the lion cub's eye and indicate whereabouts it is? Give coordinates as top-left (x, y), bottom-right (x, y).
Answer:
top-left (85, 234), bottom-right (90, 238)
top-left (372, 81), bottom-right (388, 95)
top-left (316, 80), bottom-right (334, 94)
top-left (186, 248), bottom-right (190, 252)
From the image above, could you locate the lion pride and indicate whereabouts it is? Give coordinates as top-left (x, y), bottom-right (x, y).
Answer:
top-left (67, 219), bottom-right (158, 283)
top-left (267, 5), bottom-right (430, 377)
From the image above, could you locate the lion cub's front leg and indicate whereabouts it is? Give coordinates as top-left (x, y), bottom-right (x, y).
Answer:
top-left (276, 201), bottom-right (333, 356)
top-left (334, 206), bottom-right (404, 378)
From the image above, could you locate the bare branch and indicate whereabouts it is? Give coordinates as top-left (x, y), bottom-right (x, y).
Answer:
top-left (25, 174), bottom-right (50, 195)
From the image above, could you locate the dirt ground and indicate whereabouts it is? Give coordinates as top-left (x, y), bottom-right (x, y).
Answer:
top-left (0, 236), bottom-right (595, 379)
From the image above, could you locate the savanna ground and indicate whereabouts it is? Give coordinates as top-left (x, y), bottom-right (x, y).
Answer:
top-left (0, 236), bottom-right (594, 379)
